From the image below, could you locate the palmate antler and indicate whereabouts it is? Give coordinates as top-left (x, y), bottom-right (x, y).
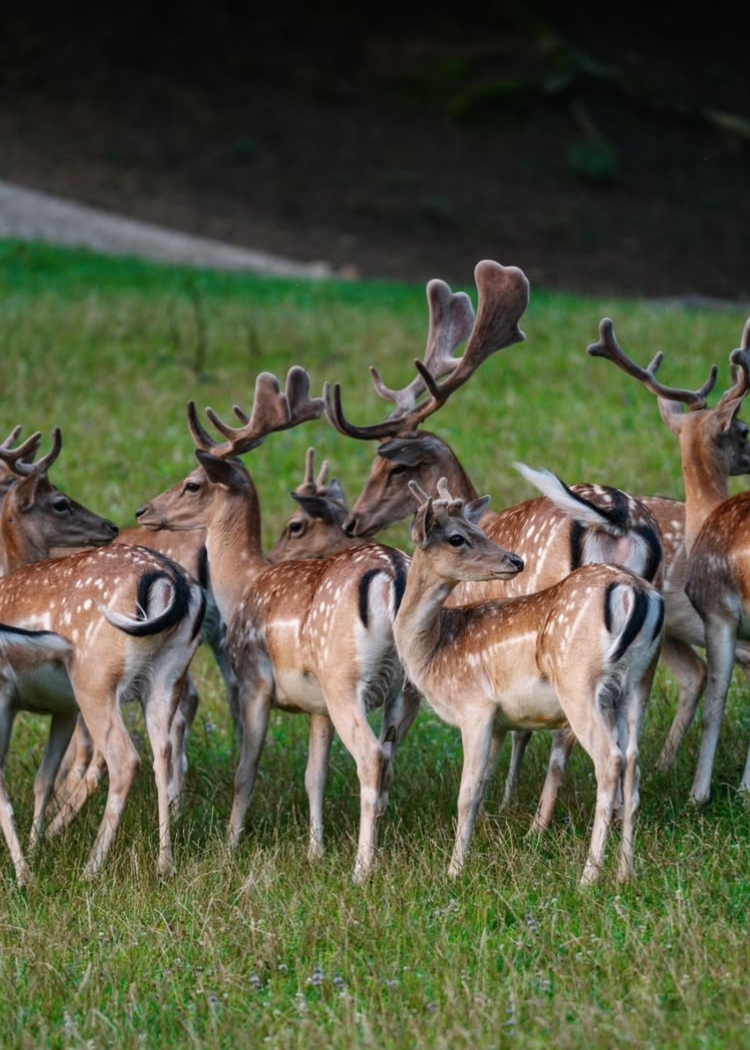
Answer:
top-left (187, 366), bottom-right (325, 457)
top-left (324, 260), bottom-right (530, 442)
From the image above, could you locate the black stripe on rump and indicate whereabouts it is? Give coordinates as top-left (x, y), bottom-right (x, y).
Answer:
top-left (357, 548), bottom-right (408, 628)
top-left (606, 582), bottom-right (650, 663)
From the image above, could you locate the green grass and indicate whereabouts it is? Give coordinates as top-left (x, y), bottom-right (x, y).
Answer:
top-left (1, 239), bottom-right (749, 1049)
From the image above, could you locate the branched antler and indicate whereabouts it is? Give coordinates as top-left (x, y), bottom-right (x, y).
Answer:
top-left (188, 366), bottom-right (324, 458)
top-left (0, 427), bottom-right (62, 477)
top-left (587, 317), bottom-right (718, 410)
top-left (325, 260), bottom-right (529, 442)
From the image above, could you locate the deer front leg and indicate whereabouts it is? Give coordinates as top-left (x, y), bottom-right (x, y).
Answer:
top-left (0, 689), bottom-right (32, 886)
top-left (499, 730), bottom-right (531, 810)
top-left (449, 713), bottom-right (496, 878)
top-left (530, 727), bottom-right (577, 832)
top-left (51, 717), bottom-right (94, 815)
top-left (305, 713), bottom-right (335, 861)
top-left (228, 677), bottom-right (273, 849)
top-left (690, 617), bottom-right (737, 807)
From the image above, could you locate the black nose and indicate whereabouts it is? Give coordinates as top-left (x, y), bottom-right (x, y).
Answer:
top-left (342, 515), bottom-right (357, 537)
top-left (135, 505), bottom-right (148, 520)
top-left (106, 520), bottom-right (119, 536)
top-left (511, 553), bottom-right (525, 572)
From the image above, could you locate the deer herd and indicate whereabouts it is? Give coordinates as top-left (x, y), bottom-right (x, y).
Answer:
top-left (1, 258), bottom-right (749, 890)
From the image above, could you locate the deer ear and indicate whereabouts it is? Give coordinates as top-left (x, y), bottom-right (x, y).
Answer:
top-left (464, 494), bottom-right (490, 525)
top-left (715, 394), bottom-right (746, 431)
top-left (658, 397), bottom-right (687, 434)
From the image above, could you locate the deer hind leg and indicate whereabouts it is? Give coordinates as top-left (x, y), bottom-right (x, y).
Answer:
top-left (656, 636), bottom-right (707, 772)
top-left (325, 683), bottom-right (391, 884)
top-left (560, 689), bottom-right (622, 888)
top-left (29, 709), bottom-right (78, 853)
top-left (305, 713), bottom-right (335, 861)
top-left (49, 683), bottom-right (141, 879)
top-left (167, 672), bottom-right (199, 821)
top-left (449, 712), bottom-right (497, 878)
top-left (616, 674), bottom-right (653, 884)
top-left (690, 617), bottom-right (738, 807)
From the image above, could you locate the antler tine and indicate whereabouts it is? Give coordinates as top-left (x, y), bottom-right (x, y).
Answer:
top-left (292, 447), bottom-right (327, 495)
top-left (720, 318), bottom-right (750, 406)
top-left (369, 280), bottom-right (475, 414)
top-left (0, 427), bottom-right (62, 477)
top-left (315, 456), bottom-right (330, 490)
top-left (396, 261), bottom-right (530, 431)
top-left (186, 399), bottom-right (221, 452)
top-left (204, 367), bottom-right (323, 458)
top-left (0, 425), bottom-right (40, 457)
top-left (588, 317), bottom-right (718, 410)
top-left (323, 379), bottom-right (407, 441)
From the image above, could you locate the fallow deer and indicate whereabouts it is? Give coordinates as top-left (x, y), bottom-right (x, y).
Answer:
top-left (135, 367), bottom-right (420, 882)
top-left (395, 479), bottom-right (664, 887)
top-left (267, 446), bottom-right (357, 563)
top-left (324, 260), bottom-right (664, 826)
top-left (587, 316), bottom-right (750, 802)
top-left (0, 428), bottom-right (206, 883)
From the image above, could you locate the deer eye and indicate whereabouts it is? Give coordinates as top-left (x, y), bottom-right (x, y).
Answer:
top-left (185, 481), bottom-right (201, 493)
top-left (448, 533), bottom-right (466, 547)
top-left (288, 520), bottom-right (304, 536)
top-left (53, 497), bottom-right (71, 514)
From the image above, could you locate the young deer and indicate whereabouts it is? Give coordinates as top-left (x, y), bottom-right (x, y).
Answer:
top-left (325, 260), bottom-right (664, 823)
top-left (0, 428), bottom-right (206, 883)
top-left (267, 447), bottom-right (357, 563)
top-left (135, 366), bottom-right (425, 882)
top-left (588, 316), bottom-right (750, 801)
top-left (395, 479), bottom-right (665, 887)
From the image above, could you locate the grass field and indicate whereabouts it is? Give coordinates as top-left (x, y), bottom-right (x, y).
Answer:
top-left (1, 240), bottom-right (749, 1049)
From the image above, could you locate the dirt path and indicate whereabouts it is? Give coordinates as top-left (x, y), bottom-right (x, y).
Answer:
top-left (0, 180), bottom-right (332, 279)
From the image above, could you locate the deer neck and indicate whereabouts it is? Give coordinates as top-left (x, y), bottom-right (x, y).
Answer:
top-left (0, 510), bottom-right (49, 572)
top-left (680, 429), bottom-right (730, 552)
top-left (394, 549), bottom-right (454, 683)
top-left (203, 487), bottom-right (268, 622)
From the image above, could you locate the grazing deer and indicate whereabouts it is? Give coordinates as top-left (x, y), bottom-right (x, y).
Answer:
top-left (0, 428), bottom-right (206, 883)
top-left (395, 479), bottom-right (664, 887)
top-left (267, 447), bottom-right (357, 563)
top-left (588, 316), bottom-right (750, 801)
top-left (135, 366), bottom-right (422, 882)
top-left (324, 260), bottom-right (664, 825)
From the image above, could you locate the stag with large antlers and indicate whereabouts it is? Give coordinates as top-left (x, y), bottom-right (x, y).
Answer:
top-left (394, 479), bottom-right (664, 887)
top-left (324, 260), bottom-right (664, 828)
top-left (136, 366), bottom-right (420, 882)
top-left (588, 316), bottom-right (750, 802)
top-left (0, 428), bottom-right (205, 884)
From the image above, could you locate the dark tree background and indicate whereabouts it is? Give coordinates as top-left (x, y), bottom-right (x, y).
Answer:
top-left (1, 2), bottom-right (748, 299)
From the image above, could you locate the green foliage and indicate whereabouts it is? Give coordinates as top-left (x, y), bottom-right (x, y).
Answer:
top-left (1, 241), bottom-right (750, 1048)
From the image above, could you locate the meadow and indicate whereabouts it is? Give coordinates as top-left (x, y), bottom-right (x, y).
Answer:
top-left (0, 239), bottom-right (749, 1049)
